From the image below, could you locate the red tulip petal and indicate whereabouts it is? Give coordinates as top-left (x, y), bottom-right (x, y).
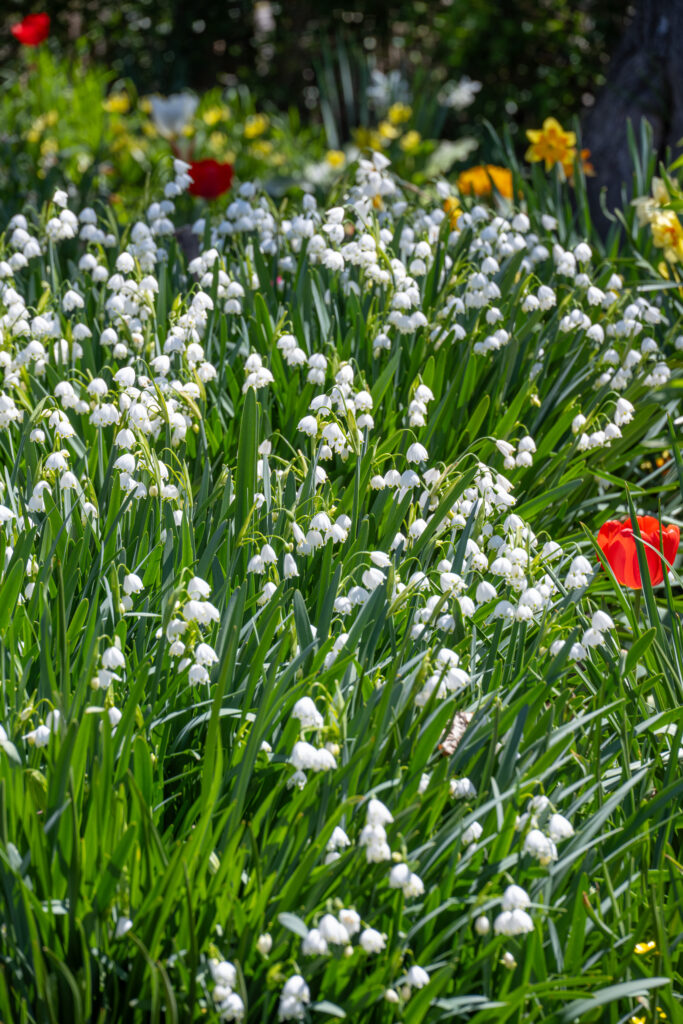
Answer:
top-left (11, 13), bottom-right (50, 45)
top-left (597, 521), bottom-right (622, 550)
top-left (636, 515), bottom-right (660, 533)
top-left (597, 516), bottom-right (679, 589)
top-left (188, 159), bottom-right (233, 199)
top-left (632, 522), bottom-right (661, 586)
top-left (597, 521), bottom-right (622, 573)
top-left (662, 524), bottom-right (680, 575)
top-left (616, 528), bottom-right (643, 588)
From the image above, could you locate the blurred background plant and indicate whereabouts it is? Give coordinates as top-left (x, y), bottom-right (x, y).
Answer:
top-left (0, 0), bottom-right (631, 131)
top-left (0, 0), bottom-right (633, 217)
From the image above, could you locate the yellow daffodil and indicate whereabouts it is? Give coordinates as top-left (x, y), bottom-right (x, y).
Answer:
top-left (400, 130), bottom-right (421, 153)
top-left (457, 164), bottom-right (513, 199)
top-left (325, 150), bottom-right (346, 169)
top-left (388, 102), bottom-right (412, 125)
top-left (651, 210), bottom-right (683, 262)
top-left (525, 117), bottom-right (576, 172)
top-left (562, 147), bottom-right (594, 180)
top-left (633, 177), bottom-right (672, 227)
top-left (634, 940), bottom-right (657, 954)
top-left (244, 113), bottom-right (269, 139)
top-left (103, 93), bottom-right (131, 115)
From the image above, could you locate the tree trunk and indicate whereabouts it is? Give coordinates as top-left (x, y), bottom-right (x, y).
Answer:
top-left (583, 0), bottom-right (683, 235)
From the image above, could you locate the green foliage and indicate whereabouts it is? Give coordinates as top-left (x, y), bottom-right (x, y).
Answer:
top-left (0, 107), bottom-right (680, 1024)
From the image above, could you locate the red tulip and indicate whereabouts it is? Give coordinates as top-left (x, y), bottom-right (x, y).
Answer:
top-left (11, 13), bottom-right (50, 46)
top-left (597, 515), bottom-right (679, 589)
top-left (188, 159), bottom-right (234, 200)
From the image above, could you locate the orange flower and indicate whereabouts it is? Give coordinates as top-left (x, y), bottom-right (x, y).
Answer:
top-left (525, 117), bottom-right (576, 172)
top-left (457, 164), bottom-right (513, 199)
top-left (562, 148), bottom-right (595, 179)
top-left (443, 197), bottom-right (462, 228)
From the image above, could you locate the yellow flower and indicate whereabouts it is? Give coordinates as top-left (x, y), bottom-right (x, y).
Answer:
top-left (633, 194), bottom-right (658, 227)
top-left (378, 120), bottom-right (399, 141)
top-left (326, 149), bottom-right (346, 169)
top-left (651, 210), bottom-right (683, 261)
top-left (26, 109), bottom-right (59, 142)
top-left (111, 132), bottom-right (136, 154)
top-left (525, 117), bottom-right (577, 172)
top-left (388, 102), bottom-right (412, 125)
top-left (244, 113), bottom-right (269, 139)
top-left (630, 1017), bottom-right (646, 1024)
top-left (400, 130), bottom-right (421, 153)
top-left (354, 127), bottom-right (383, 151)
top-left (443, 197), bottom-right (462, 228)
top-left (208, 131), bottom-right (228, 152)
top-left (634, 940), bottom-right (657, 955)
top-left (457, 164), bottom-right (513, 199)
top-left (652, 177), bottom-right (669, 204)
top-left (103, 93), bottom-right (131, 115)
top-left (139, 97), bottom-right (152, 114)
top-left (251, 139), bottom-right (274, 158)
top-left (203, 105), bottom-right (229, 126)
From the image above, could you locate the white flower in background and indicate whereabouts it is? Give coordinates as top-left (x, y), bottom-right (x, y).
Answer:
top-left (25, 724), bottom-right (51, 747)
top-left (523, 828), bottom-right (558, 865)
top-left (278, 975), bottom-right (310, 1021)
top-left (474, 915), bottom-right (490, 935)
top-left (359, 927), bottom-right (386, 953)
top-left (291, 696), bottom-right (324, 729)
top-left (318, 914), bottom-right (349, 946)
top-left (123, 573), bottom-right (144, 595)
top-left (494, 909), bottom-right (534, 936)
top-left (404, 964), bottom-right (429, 989)
top-left (501, 885), bottom-right (530, 911)
top-left (450, 777), bottom-right (476, 799)
top-left (301, 928), bottom-right (328, 956)
top-left (150, 93), bottom-right (199, 138)
top-left (438, 75), bottom-right (482, 110)
top-left (548, 813), bottom-right (574, 841)
top-left (461, 821), bottom-right (483, 847)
